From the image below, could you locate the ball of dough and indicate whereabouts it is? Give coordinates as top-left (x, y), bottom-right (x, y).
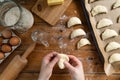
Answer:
top-left (9, 36), bottom-right (20, 46)
top-left (1, 44), bottom-right (12, 53)
top-left (58, 54), bottom-right (69, 69)
top-left (2, 29), bottom-right (12, 39)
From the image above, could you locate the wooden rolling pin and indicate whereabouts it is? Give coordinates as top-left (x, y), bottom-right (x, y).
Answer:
top-left (0, 42), bottom-right (36, 80)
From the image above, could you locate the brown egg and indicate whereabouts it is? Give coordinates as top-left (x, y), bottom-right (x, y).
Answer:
top-left (0, 52), bottom-right (4, 60)
top-left (1, 44), bottom-right (12, 53)
top-left (0, 37), bottom-right (3, 46)
top-left (2, 29), bottom-right (12, 39)
top-left (9, 36), bottom-right (20, 46)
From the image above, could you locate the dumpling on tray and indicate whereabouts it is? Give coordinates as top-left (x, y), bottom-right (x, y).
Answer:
top-left (97, 18), bottom-right (113, 29)
top-left (113, 0), bottom-right (120, 9)
top-left (102, 29), bottom-right (118, 40)
top-left (91, 5), bottom-right (108, 16)
top-left (106, 42), bottom-right (120, 52)
top-left (77, 38), bottom-right (91, 49)
top-left (70, 29), bottom-right (86, 39)
top-left (109, 53), bottom-right (120, 64)
top-left (67, 17), bottom-right (82, 28)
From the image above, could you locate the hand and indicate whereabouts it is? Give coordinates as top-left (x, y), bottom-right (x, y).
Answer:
top-left (64, 55), bottom-right (85, 80)
top-left (38, 52), bottom-right (59, 80)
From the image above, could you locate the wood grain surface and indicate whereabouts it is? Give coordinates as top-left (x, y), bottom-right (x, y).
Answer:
top-left (0, 0), bottom-right (120, 80)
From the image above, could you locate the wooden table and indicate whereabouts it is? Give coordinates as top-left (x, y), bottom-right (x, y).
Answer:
top-left (0, 0), bottom-right (120, 80)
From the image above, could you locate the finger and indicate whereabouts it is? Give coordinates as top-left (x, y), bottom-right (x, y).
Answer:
top-left (44, 52), bottom-right (58, 61)
top-left (64, 61), bottom-right (74, 71)
top-left (49, 55), bottom-right (60, 68)
top-left (68, 55), bottom-right (82, 66)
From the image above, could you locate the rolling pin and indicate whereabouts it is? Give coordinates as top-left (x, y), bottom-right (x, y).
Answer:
top-left (0, 42), bottom-right (36, 80)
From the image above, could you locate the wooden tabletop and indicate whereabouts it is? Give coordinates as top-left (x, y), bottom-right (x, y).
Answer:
top-left (0, 0), bottom-right (120, 80)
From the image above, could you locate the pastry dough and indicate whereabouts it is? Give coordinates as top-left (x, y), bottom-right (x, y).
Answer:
top-left (106, 42), bottom-right (120, 52)
top-left (109, 53), bottom-right (120, 63)
top-left (113, 0), bottom-right (120, 9)
top-left (97, 18), bottom-right (113, 28)
top-left (102, 29), bottom-right (118, 40)
top-left (77, 38), bottom-right (91, 49)
top-left (58, 54), bottom-right (69, 69)
top-left (91, 5), bottom-right (108, 16)
top-left (67, 17), bottom-right (82, 28)
top-left (70, 29), bottom-right (86, 39)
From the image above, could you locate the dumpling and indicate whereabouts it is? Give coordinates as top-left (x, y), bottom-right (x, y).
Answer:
top-left (113, 0), bottom-right (120, 9)
top-left (91, 5), bottom-right (108, 16)
top-left (102, 29), bottom-right (118, 40)
top-left (70, 29), bottom-right (86, 39)
top-left (67, 17), bottom-right (82, 28)
top-left (58, 54), bottom-right (69, 69)
top-left (97, 18), bottom-right (113, 29)
top-left (109, 53), bottom-right (120, 63)
top-left (77, 38), bottom-right (91, 49)
top-left (106, 42), bottom-right (120, 52)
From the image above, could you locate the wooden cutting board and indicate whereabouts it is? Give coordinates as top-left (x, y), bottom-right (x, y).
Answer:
top-left (32, 0), bottom-right (72, 26)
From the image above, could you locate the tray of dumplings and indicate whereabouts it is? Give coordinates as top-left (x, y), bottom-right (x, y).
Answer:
top-left (0, 29), bottom-right (21, 64)
top-left (81, 0), bottom-right (120, 75)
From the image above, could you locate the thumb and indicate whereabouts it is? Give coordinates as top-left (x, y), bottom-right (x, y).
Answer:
top-left (64, 61), bottom-right (74, 71)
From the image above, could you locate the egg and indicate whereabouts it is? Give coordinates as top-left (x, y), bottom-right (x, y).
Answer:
top-left (1, 44), bottom-right (12, 53)
top-left (0, 37), bottom-right (3, 46)
top-left (9, 36), bottom-right (20, 46)
top-left (0, 52), bottom-right (4, 60)
top-left (2, 29), bottom-right (12, 39)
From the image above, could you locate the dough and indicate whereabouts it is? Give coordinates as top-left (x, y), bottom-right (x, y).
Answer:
top-left (91, 5), bottom-right (108, 16)
top-left (70, 29), bottom-right (86, 39)
top-left (106, 42), bottom-right (120, 52)
top-left (97, 18), bottom-right (113, 29)
top-left (77, 38), bottom-right (91, 49)
top-left (102, 29), bottom-right (118, 40)
top-left (109, 53), bottom-right (120, 63)
top-left (113, 0), bottom-right (120, 9)
top-left (67, 17), bottom-right (82, 28)
top-left (58, 54), bottom-right (69, 69)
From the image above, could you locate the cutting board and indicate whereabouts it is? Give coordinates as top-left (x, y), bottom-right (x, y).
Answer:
top-left (32, 0), bottom-right (72, 26)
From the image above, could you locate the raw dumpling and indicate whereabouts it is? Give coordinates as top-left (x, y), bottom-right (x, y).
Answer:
top-left (106, 42), bottom-right (120, 52)
top-left (91, 5), bottom-right (108, 16)
top-left (70, 29), bottom-right (86, 39)
top-left (58, 54), bottom-right (69, 69)
top-left (77, 38), bottom-right (91, 49)
top-left (102, 29), bottom-right (118, 40)
top-left (109, 53), bottom-right (120, 63)
top-left (113, 0), bottom-right (120, 9)
top-left (67, 17), bottom-right (82, 28)
top-left (97, 18), bottom-right (113, 29)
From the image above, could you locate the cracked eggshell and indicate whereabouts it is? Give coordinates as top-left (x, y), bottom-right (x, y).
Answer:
top-left (77, 38), bottom-right (91, 49)
top-left (70, 29), bottom-right (86, 39)
top-left (109, 53), bottom-right (120, 64)
top-left (58, 54), bottom-right (69, 69)
top-left (91, 5), bottom-right (108, 16)
top-left (113, 0), bottom-right (120, 9)
top-left (97, 18), bottom-right (113, 29)
top-left (102, 29), bottom-right (118, 40)
top-left (67, 17), bottom-right (82, 28)
top-left (106, 42), bottom-right (120, 52)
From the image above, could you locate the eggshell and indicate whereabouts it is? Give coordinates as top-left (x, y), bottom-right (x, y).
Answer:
top-left (1, 44), bottom-right (12, 53)
top-left (0, 52), bottom-right (4, 60)
top-left (9, 36), bottom-right (20, 46)
top-left (2, 29), bottom-right (12, 39)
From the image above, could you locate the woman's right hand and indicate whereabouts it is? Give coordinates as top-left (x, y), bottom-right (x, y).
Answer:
top-left (64, 55), bottom-right (85, 80)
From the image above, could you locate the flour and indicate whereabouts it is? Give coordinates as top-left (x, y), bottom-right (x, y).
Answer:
top-left (4, 6), bottom-right (34, 33)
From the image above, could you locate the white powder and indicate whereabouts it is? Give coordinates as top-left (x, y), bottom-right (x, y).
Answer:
top-left (4, 6), bottom-right (34, 33)
top-left (4, 7), bottom-right (20, 26)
